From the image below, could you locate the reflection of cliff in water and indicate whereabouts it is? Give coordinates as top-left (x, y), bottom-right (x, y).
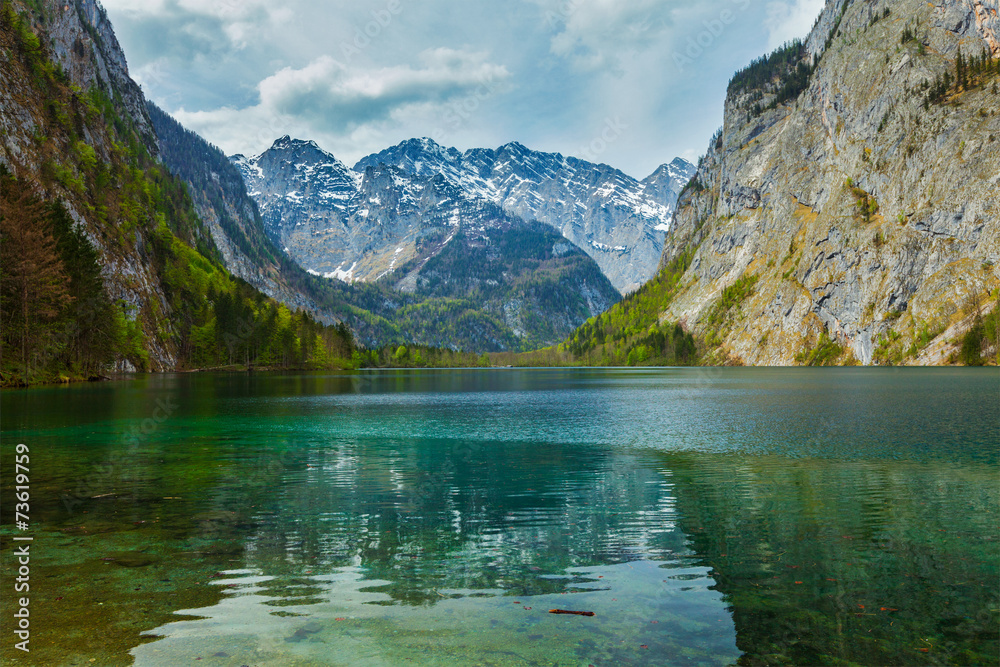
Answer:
top-left (655, 452), bottom-right (1000, 666)
top-left (190, 435), bottom-right (694, 606)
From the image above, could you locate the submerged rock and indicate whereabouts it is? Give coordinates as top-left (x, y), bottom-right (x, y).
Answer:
top-left (284, 621), bottom-right (323, 643)
top-left (103, 551), bottom-right (158, 568)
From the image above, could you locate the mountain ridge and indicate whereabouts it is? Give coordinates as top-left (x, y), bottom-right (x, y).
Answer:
top-left (352, 137), bottom-right (695, 293)
top-left (234, 136), bottom-right (694, 295)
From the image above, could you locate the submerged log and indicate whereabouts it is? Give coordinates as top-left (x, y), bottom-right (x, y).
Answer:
top-left (548, 609), bottom-right (595, 616)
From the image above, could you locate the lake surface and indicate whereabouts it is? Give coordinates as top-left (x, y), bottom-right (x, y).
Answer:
top-left (1, 368), bottom-right (997, 666)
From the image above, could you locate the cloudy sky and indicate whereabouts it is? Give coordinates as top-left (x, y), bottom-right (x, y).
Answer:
top-left (102, 0), bottom-right (826, 178)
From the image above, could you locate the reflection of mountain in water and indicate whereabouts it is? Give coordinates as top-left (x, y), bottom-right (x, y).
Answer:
top-left (133, 437), bottom-right (739, 665)
top-left (187, 437), bottom-right (693, 594)
top-left (8, 369), bottom-right (995, 665)
top-left (132, 423), bottom-right (999, 665)
top-left (658, 453), bottom-right (999, 666)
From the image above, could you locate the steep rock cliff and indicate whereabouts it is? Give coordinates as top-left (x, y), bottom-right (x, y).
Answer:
top-left (1, 0), bottom-right (181, 369)
top-left (660, 0), bottom-right (999, 365)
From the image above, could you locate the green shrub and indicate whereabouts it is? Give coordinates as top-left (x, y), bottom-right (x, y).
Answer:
top-left (795, 331), bottom-right (845, 366)
top-left (75, 140), bottom-right (97, 171)
top-left (960, 319), bottom-right (984, 366)
top-left (873, 329), bottom-right (904, 366)
top-left (705, 274), bottom-right (759, 329)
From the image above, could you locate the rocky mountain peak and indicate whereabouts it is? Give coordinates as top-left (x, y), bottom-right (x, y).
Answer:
top-left (643, 159), bottom-right (695, 185)
top-left (346, 139), bottom-right (694, 292)
top-left (355, 137), bottom-right (463, 177)
top-left (496, 141), bottom-right (534, 158)
top-left (641, 158), bottom-right (696, 205)
top-left (263, 136), bottom-right (341, 165)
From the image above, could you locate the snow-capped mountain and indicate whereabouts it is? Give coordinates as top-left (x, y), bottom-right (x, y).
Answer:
top-left (233, 137), bottom-right (510, 284)
top-left (232, 137), bottom-right (622, 348)
top-left (356, 139), bottom-right (696, 293)
top-left (640, 158), bottom-right (700, 211)
top-left (232, 137), bottom-right (694, 294)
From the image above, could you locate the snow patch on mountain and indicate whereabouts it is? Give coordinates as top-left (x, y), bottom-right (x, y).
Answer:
top-left (232, 136), bottom-right (694, 293)
top-left (353, 138), bottom-right (695, 292)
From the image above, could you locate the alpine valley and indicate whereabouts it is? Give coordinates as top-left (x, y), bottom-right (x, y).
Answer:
top-left (0, 0), bottom-right (688, 380)
top-left (222, 134), bottom-right (695, 350)
top-left (0, 0), bottom-right (997, 387)
top-left (147, 103), bottom-right (629, 352)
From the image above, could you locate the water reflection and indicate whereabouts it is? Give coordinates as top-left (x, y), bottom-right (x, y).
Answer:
top-left (2, 369), bottom-right (997, 666)
top-left (661, 453), bottom-right (999, 666)
top-left (252, 451), bottom-right (677, 584)
top-left (129, 433), bottom-right (738, 665)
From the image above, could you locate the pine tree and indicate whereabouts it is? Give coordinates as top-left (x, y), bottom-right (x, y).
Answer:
top-left (0, 177), bottom-right (73, 382)
top-left (956, 46), bottom-right (966, 91)
top-left (48, 201), bottom-right (119, 376)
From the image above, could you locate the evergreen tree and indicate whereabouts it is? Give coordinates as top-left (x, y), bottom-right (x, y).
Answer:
top-left (956, 47), bottom-right (966, 90)
top-left (48, 201), bottom-right (120, 376)
top-left (0, 176), bottom-right (72, 382)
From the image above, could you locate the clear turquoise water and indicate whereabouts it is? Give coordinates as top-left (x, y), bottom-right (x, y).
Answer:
top-left (1, 368), bottom-right (998, 666)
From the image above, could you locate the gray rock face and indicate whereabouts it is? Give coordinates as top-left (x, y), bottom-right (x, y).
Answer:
top-left (641, 158), bottom-right (699, 205)
top-left (235, 137), bottom-right (694, 294)
top-left (232, 138), bottom-right (624, 349)
top-left (46, 0), bottom-right (157, 151)
top-left (233, 137), bottom-right (512, 284)
top-left (661, 0), bottom-right (999, 365)
top-left (357, 139), bottom-right (696, 294)
top-left (0, 0), bottom-right (175, 369)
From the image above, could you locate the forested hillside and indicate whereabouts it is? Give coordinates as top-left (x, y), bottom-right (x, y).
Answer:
top-left (145, 101), bottom-right (282, 275)
top-left (0, 0), bottom-right (628, 385)
top-left (558, 251), bottom-right (698, 367)
top-left (0, 0), bottom-right (355, 385)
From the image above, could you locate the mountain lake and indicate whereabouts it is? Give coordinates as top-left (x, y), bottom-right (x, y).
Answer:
top-left (1, 368), bottom-right (997, 666)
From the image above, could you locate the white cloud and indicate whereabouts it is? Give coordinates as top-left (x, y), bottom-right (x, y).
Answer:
top-left (102, 0), bottom-right (272, 21)
top-left (101, 0), bottom-right (281, 52)
top-left (764, 0), bottom-right (826, 50)
top-left (532, 0), bottom-right (682, 71)
top-left (680, 147), bottom-right (702, 164)
top-left (103, 0), bottom-right (823, 176)
top-left (260, 49), bottom-right (509, 128)
top-left (174, 48), bottom-right (511, 163)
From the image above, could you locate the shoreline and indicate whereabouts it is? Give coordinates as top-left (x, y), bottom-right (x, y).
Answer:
top-left (2, 360), bottom-right (992, 391)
